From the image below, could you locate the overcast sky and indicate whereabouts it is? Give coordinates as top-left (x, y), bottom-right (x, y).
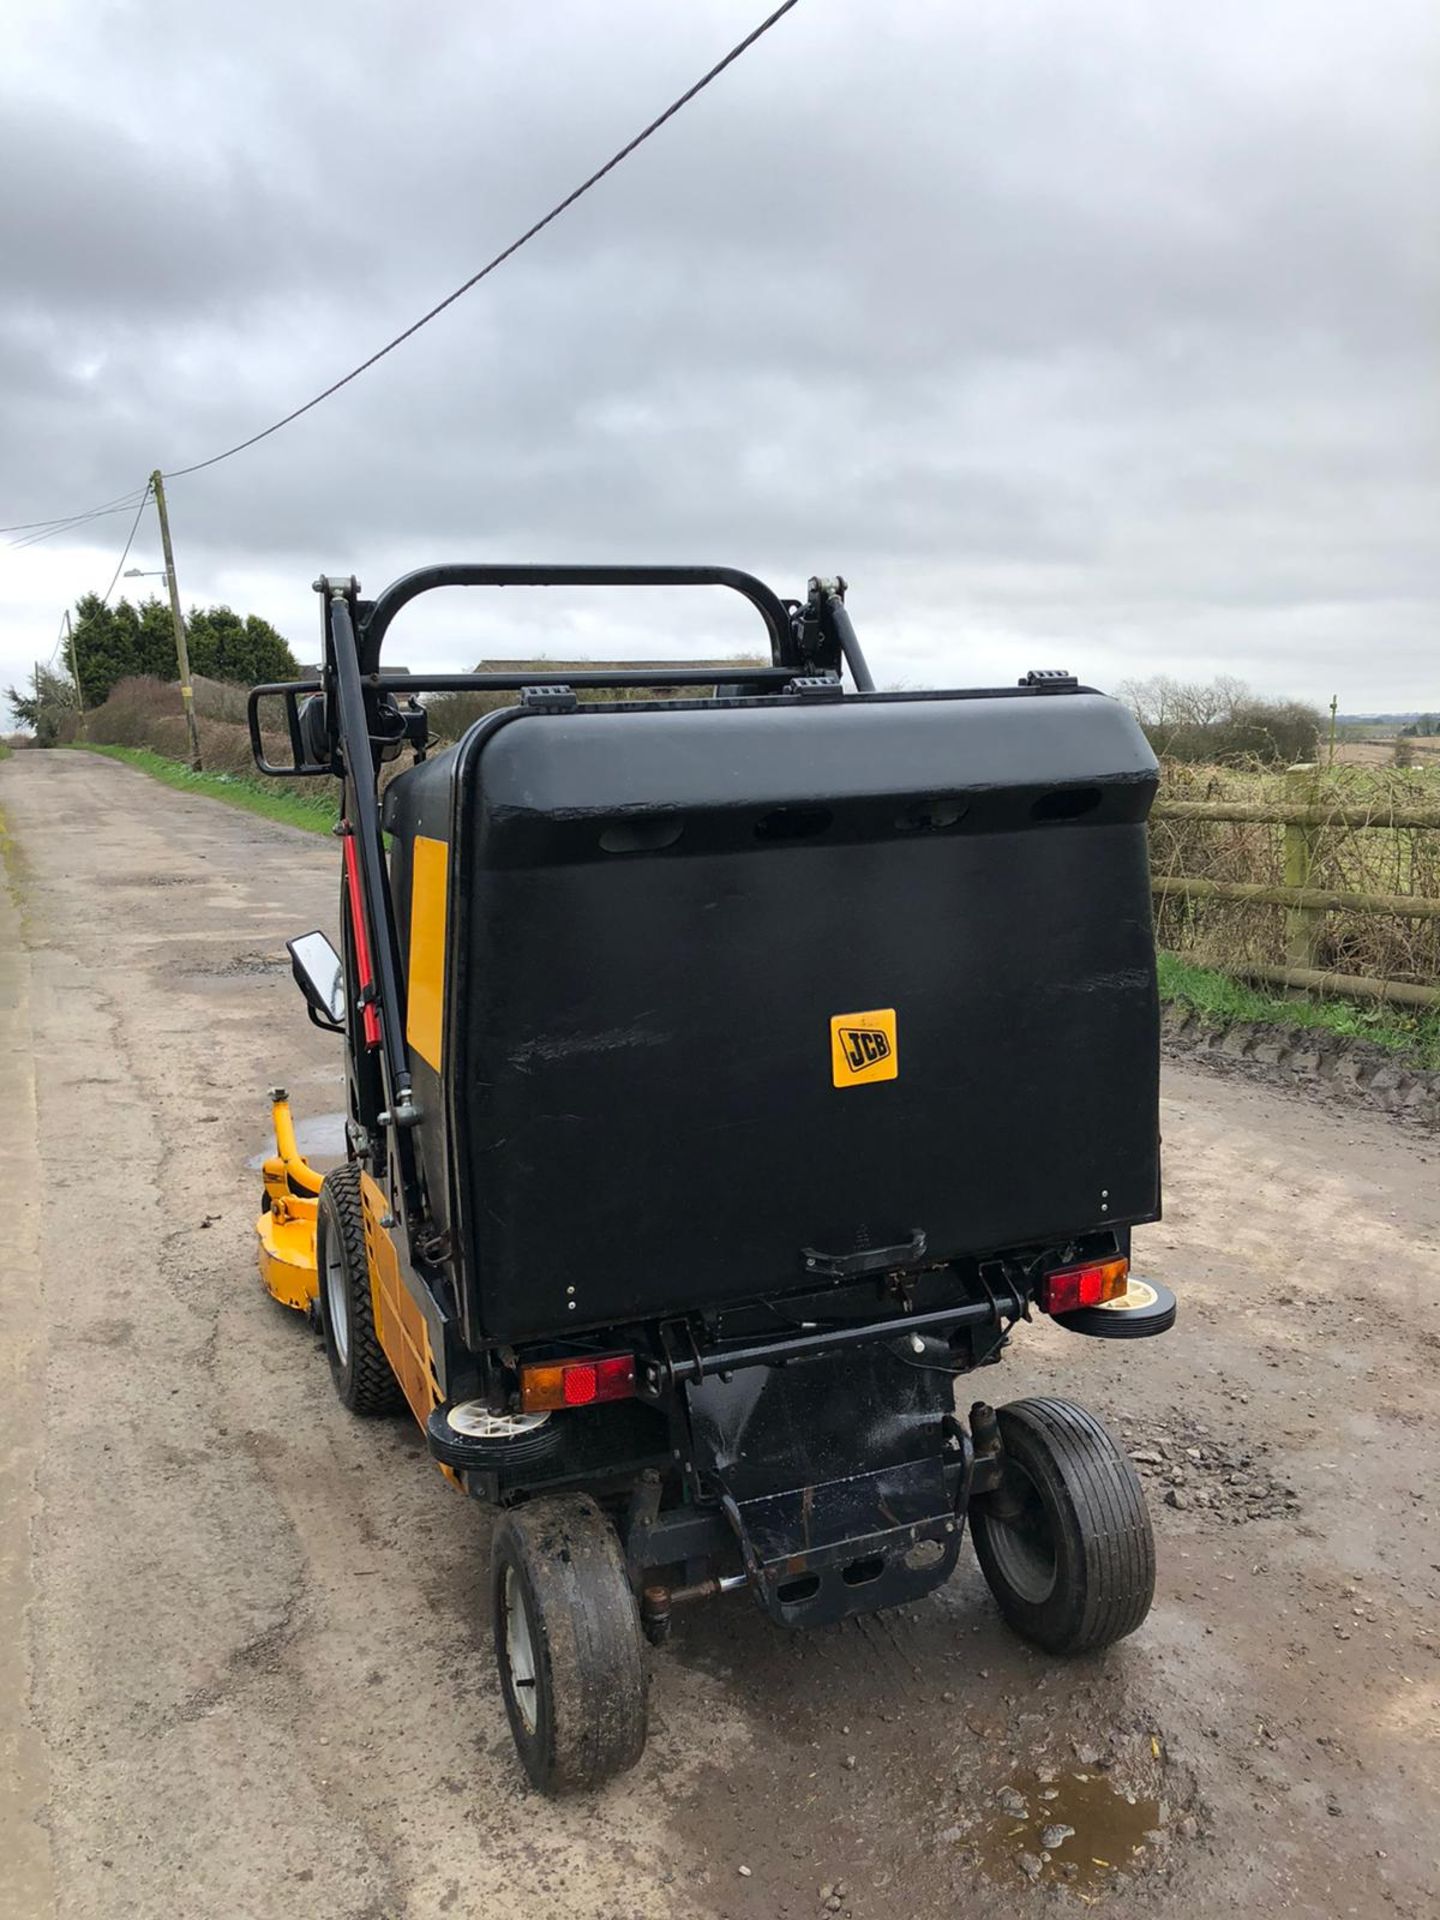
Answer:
top-left (2, 0), bottom-right (1437, 715)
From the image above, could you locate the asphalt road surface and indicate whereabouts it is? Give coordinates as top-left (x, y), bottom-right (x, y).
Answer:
top-left (2, 749), bottom-right (1438, 1920)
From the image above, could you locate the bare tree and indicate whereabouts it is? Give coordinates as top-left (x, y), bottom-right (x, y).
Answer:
top-left (1115, 675), bottom-right (1321, 766)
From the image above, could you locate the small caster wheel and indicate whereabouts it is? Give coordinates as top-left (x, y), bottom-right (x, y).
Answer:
top-left (970, 1397), bottom-right (1154, 1653)
top-left (491, 1494), bottom-right (648, 1792)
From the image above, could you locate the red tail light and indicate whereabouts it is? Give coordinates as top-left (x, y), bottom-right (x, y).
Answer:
top-left (1038, 1256), bottom-right (1129, 1315)
top-left (520, 1352), bottom-right (636, 1412)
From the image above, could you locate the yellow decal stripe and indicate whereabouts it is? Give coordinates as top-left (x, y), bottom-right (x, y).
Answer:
top-left (407, 834), bottom-right (448, 1072)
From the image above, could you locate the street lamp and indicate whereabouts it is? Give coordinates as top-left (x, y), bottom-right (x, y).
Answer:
top-left (123, 567), bottom-right (168, 581)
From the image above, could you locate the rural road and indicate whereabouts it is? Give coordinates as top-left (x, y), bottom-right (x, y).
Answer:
top-left (2, 748), bottom-right (1438, 1920)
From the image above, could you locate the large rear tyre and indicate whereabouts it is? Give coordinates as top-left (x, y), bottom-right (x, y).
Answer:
top-left (315, 1163), bottom-right (404, 1415)
top-left (490, 1495), bottom-right (648, 1794)
top-left (970, 1397), bottom-right (1154, 1653)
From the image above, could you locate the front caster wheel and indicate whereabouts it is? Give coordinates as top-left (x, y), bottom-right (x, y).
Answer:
top-left (490, 1495), bottom-right (648, 1793)
top-left (970, 1397), bottom-right (1154, 1653)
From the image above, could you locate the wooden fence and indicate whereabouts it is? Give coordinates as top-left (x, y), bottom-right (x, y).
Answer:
top-left (1151, 763), bottom-right (1440, 1010)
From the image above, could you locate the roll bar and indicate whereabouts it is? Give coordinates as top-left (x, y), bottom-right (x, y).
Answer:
top-left (355, 563), bottom-right (801, 673)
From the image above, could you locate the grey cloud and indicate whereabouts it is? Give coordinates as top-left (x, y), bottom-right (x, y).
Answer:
top-left (2, 0), bottom-right (1437, 710)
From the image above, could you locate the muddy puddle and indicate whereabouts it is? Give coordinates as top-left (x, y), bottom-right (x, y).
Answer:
top-left (965, 1765), bottom-right (1162, 1895)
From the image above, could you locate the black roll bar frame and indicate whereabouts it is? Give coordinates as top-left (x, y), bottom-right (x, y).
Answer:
top-left (354, 562), bottom-right (802, 673)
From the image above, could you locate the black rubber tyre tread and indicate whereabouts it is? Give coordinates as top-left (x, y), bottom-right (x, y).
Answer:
top-left (316, 1163), bottom-right (404, 1415)
top-left (971, 1396), bottom-right (1155, 1654)
top-left (1055, 1279), bottom-right (1177, 1340)
top-left (425, 1406), bottom-right (564, 1473)
top-left (490, 1494), bottom-right (648, 1794)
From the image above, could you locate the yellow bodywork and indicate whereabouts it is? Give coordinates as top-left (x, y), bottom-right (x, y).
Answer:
top-left (362, 1169), bottom-right (443, 1428)
top-left (255, 1094), bottom-right (454, 1475)
top-left (256, 1094), bottom-right (323, 1312)
top-left (406, 834), bottom-right (448, 1072)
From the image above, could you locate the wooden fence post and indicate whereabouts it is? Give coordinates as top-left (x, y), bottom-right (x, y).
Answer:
top-left (1283, 762), bottom-right (1324, 969)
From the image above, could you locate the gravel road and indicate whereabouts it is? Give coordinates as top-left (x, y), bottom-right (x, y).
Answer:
top-left (2, 749), bottom-right (1437, 1920)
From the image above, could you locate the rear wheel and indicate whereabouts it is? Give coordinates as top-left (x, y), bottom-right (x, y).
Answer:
top-left (970, 1397), bottom-right (1154, 1652)
top-left (316, 1163), bottom-right (403, 1414)
top-left (490, 1495), bottom-right (648, 1793)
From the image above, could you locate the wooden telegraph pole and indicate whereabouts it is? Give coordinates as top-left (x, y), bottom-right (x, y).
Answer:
top-left (64, 610), bottom-right (87, 738)
top-left (150, 469), bottom-right (202, 770)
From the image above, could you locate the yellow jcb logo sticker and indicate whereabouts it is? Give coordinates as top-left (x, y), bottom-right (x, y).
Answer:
top-left (831, 1009), bottom-right (898, 1087)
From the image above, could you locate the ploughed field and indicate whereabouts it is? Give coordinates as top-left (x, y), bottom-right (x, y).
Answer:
top-left (2, 747), bottom-right (1437, 1920)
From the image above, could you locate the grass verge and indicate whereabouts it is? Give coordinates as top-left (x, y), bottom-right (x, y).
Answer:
top-left (1157, 950), bottom-right (1440, 1070)
top-left (73, 743), bottom-right (337, 835)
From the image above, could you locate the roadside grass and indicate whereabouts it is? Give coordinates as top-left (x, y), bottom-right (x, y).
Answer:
top-left (0, 742), bottom-right (11, 761)
top-left (73, 743), bottom-right (337, 835)
top-left (1157, 949), bottom-right (1440, 1070)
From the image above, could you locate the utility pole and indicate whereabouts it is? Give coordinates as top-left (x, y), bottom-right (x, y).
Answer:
top-left (64, 610), bottom-right (87, 736)
top-left (150, 468), bottom-right (202, 770)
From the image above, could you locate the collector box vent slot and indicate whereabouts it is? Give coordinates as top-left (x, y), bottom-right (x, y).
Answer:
top-left (896, 798), bottom-right (967, 833)
top-left (754, 805), bottom-right (833, 842)
top-left (1030, 786), bottom-right (1102, 822)
top-left (598, 817), bottom-right (685, 854)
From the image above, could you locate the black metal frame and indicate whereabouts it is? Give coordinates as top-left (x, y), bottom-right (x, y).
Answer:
top-left (358, 562), bottom-right (802, 670)
top-left (243, 565), bottom-right (872, 779)
top-left (249, 559), bottom-right (1156, 1633)
top-left (642, 1290), bottom-right (1022, 1391)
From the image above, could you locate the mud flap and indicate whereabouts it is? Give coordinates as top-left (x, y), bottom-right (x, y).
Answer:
top-left (685, 1341), bottom-right (965, 1626)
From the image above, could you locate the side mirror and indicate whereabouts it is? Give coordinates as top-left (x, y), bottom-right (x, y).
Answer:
top-left (287, 930), bottom-right (346, 1033)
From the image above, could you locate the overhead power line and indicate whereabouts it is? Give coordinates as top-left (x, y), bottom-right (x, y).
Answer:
top-left (166, 0), bottom-right (801, 478)
top-left (44, 609), bottom-right (70, 670)
top-left (29, 479), bottom-right (152, 731)
top-left (35, 482), bottom-right (150, 665)
top-left (1, 486), bottom-right (150, 539)
top-left (0, 0), bottom-right (803, 531)
top-left (9, 503), bottom-right (149, 553)
top-left (5, 491), bottom-right (151, 550)
top-left (98, 484), bottom-right (154, 606)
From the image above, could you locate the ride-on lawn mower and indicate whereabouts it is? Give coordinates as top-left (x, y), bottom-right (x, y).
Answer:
top-left (251, 565), bottom-right (1175, 1793)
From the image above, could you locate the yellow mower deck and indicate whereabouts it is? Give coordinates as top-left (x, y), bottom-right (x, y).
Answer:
top-left (256, 1094), bottom-right (323, 1313)
top-left (255, 1092), bottom-right (447, 1447)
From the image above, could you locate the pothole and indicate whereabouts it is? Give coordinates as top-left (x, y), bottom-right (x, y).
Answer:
top-left (193, 949), bottom-right (290, 978)
top-left (964, 1765), bottom-right (1162, 1894)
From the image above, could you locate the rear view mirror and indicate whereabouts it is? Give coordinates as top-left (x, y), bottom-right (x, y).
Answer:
top-left (247, 682), bottom-right (333, 777)
top-left (287, 930), bottom-right (345, 1032)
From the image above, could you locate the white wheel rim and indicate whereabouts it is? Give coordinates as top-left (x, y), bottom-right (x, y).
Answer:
top-left (447, 1404), bottom-right (550, 1441)
top-left (502, 1564), bottom-right (539, 1735)
top-left (323, 1224), bottom-right (350, 1365)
